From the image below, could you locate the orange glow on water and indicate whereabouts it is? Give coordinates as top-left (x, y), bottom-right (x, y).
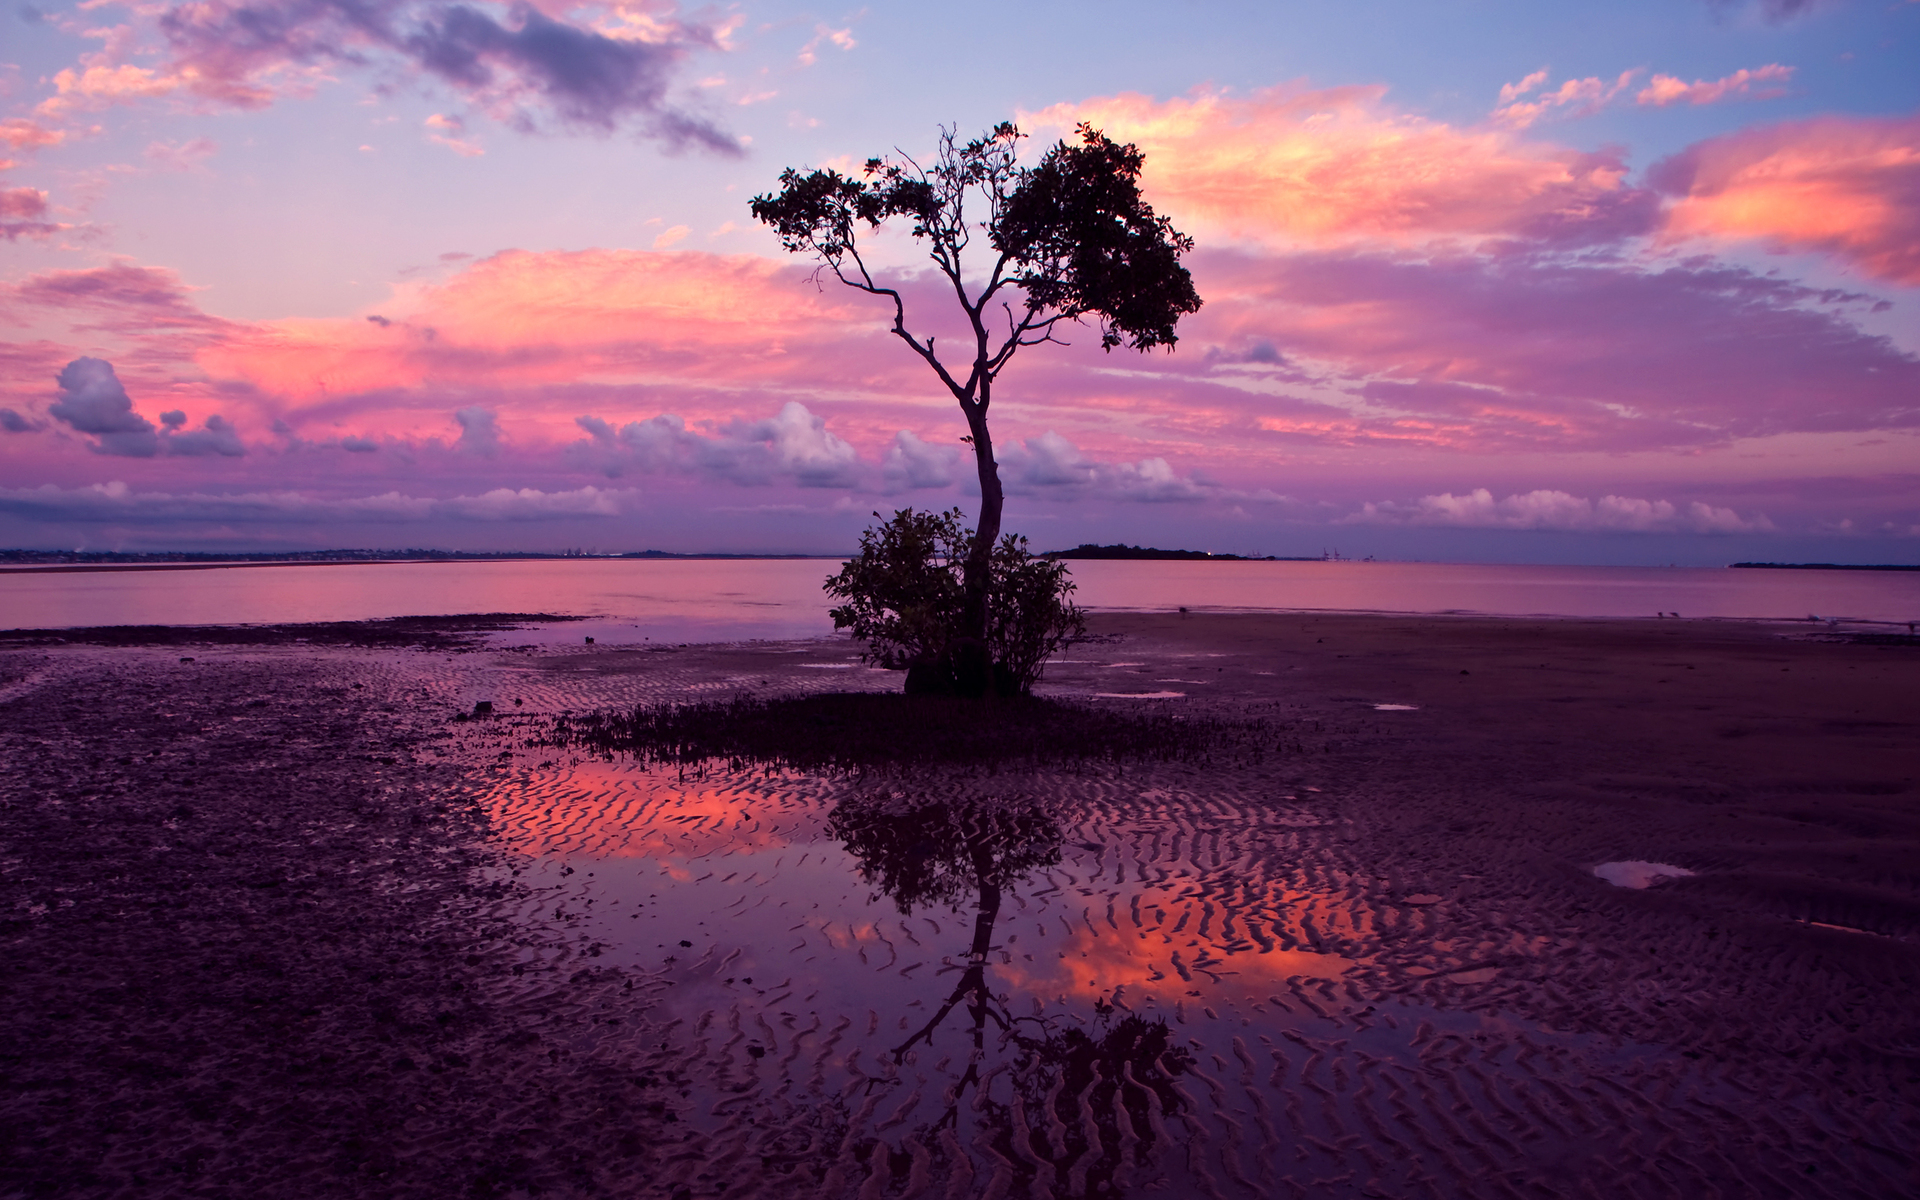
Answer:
top-left (484, 762), bottom-right (813, 862)
top-left (996, 918), bottom-right (1352, 1001)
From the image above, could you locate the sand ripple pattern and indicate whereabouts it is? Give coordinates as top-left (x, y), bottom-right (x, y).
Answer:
top-left (475, 762), bottom-right (1909, 1198)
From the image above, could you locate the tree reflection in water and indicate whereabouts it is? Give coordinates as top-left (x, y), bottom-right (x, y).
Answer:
top-left (827, 794), bottom-right (1193, 1197)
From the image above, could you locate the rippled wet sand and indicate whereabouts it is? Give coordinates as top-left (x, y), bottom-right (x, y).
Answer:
top-left (456, 614), bottom-right (1916, 1197)
top-left (471, 740), bottom-right (1915, 1198)
top-left (6, 613), bottom-right (1916, 1198)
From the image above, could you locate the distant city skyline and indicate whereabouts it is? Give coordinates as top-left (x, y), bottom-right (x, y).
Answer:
top-left (2, 0), bottom-right (1916, 563)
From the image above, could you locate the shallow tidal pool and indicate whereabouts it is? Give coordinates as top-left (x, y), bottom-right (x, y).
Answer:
top-left (468, 759), bottom-right (1826, 1199)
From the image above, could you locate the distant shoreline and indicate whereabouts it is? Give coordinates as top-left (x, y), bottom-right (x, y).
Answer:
top-left (0, 551), bottom-right (846, 574)
top-left (1730, 562), bottom-right (1919, 572)
top-left (1042, 543), bottom-right (1316, 561)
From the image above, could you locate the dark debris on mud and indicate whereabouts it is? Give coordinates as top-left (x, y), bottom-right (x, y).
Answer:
top-left (0, 612), bottom-right (584, 652)
top-left (543, 691), bottom-right (1277, 773)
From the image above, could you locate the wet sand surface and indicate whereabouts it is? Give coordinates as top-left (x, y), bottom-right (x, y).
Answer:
top-left (3, 613), bottom-right (1916, 1198)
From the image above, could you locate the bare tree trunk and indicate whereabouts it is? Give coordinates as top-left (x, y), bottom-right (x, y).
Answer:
top-left (962, 407), bottom-right (1003, 649)
top-left (967, 837), bottom-right (1002, 962)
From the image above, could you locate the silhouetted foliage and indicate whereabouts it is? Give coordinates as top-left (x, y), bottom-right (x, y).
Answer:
top-left (823, 507), bottom-right (1083, 694)
top-left (545, 692), bottom-right (1269, 773)
top-left (995, 130), bottom-right (1200, 352)
top-left (751, 123), bottom-right (1199, 655)
top-left (827, 793), bottom-right (1062, 917)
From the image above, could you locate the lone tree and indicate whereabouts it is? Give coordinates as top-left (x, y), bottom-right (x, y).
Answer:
top-left (751, 122), bottom-right (1201, 676)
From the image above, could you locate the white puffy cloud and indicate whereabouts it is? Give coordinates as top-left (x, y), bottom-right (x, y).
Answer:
top-left (1343, 488), bottom-right (1774, 533)
top-left (719, 402), bottom-right (860, 487)
top-left (454, 406), bottom-right (501, 456)
top-left (47, 357), bottom-right (159, 457)
top-left (563, 406), bottom-right (1210, 502)
top-left (1104, 456), bottom-right (1212, 502)
top-left (165, 414), bottom-right (246, 457)
top-left (1004, 430), bottom-right (1096, 487)
top-left (432, 486), bottom-right (624, 520)
top-left (569, 400), bottom-right (860, 488)
top-left (998, 431), bottom-right (1212, 502)
top-left (39, 357), bottom-right (249, 458)
top-left (881, 429), bottom-right (959, 490)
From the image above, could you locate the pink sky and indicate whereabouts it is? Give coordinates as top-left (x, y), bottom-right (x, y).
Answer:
top-left (2, 0), bottom-right (1916, 561)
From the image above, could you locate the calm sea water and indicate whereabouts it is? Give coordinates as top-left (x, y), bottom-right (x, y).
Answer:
top-left (2, 558), bottom-right (1916, 640)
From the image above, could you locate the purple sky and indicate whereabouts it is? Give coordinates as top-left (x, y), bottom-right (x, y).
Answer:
top-left (2, 0), bottom-right (1916, 562)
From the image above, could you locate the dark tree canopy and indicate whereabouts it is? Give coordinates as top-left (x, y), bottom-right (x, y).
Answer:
top-left (994, 127), bottom-right (1199, 351)
top-left (750, 122), bottom-right (1199, 365)
top-left (751, 123), bottom-right (1200, 667)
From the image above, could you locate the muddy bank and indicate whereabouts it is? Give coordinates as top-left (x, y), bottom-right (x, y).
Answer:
top-left (0, 640), bottom-right (671, 1199)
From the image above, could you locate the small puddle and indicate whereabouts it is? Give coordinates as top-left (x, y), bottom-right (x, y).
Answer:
top-left (1592, 860), bottom-right (1696, 888)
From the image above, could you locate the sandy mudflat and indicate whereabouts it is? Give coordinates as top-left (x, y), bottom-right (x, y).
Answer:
top-left (2, 612), bottom-right (1916, 1199)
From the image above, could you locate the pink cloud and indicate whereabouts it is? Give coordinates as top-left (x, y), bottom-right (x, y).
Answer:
top-left (0, 205), bottom-right (66, 241)
top-left (1491, 70), bottom-right (1639, 128)
top-left (1497, 69), bottom-right (1551, 106)
top-left (1637, 64), bottom-right (1794, 107)
top-left (423, 113), bottom-right (483, 157)
top-left (0, 185), bottom-right (64, 241)
top-left (1023, 87), bottom-right (1659, 249)
top-left (198, 248), bottom-right (895, 408)
top-left (143, 137), bottom-right (218, 171)
top-left (0, 118), bottom-right (65, 151)
top-left (1, 251), bottom-right (970, 484)
top-left (39, 59), bottom-right (274, 116)
top-left (0, 264), bottom-right (244, 428)
top-left (3, 262), bottom-right (239, 339)
top-left (1651, 114), bottom-right (1920, 284)
top-left (1, 187), bottom-right (49, 220)
top-left (29, 0), bottom-right (740, 149)
top-left (3, 237), bottom-right (1913, 536)
top-left (796, 23), bottom-right (856, 67)
top-left (1173, 246), bottom-right (1919, 450)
